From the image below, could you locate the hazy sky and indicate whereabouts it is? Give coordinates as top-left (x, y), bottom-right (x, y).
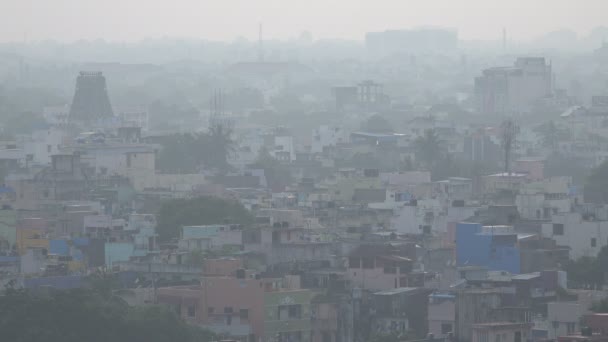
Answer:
top-left (2, 0), bottom-right (607, 43)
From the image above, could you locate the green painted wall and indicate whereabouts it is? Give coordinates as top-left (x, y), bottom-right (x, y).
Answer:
top-left (264, 290), bottom-right (313, 338)
top-left (0, 209), bottom-right (17, 247)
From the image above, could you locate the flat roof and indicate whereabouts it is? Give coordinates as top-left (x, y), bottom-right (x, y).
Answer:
top-left (374, 287), bottom-right (418, 296)
top-left (512, 272), bottom-right (541, 281)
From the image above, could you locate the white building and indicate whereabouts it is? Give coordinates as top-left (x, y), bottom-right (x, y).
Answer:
top-left (391, 199), bottom-right (478, 235)
top-left (21, 128), bottom-right (68, 166)
top-left (516, 177), bottom-right (572, 220)
top-left (63, 140), bottom-right (157, 191)
top-left (475, 57), bottom-right (553, 115)
top-left (541, 208), bottom-right (608, 259)
top-left (546, 302), bottom-right (582, 339)
top-left (43, 105), bottom-right (69, 126)
top-left (311, 125), bottom-right (348, 153)
top-left (115, 106), bottom-right (149, 131)
top-left (272, 136), bottom-right (296, 162)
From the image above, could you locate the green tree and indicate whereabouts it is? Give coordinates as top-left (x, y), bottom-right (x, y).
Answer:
top-left (155, 133), bottom-right (201, 173)
top-left (156, 196), bottom-right (253, 242)
top-left (250, 147), bottom-right (293, 192)
top-left (564, 246), bottom-right (608, 289)
top-left (584, 161), bottom-right (608, 203)
top-left (591, 298), bottom-right (608, 313)
top-left (361, 114), bottom-right (394, 133)
top-left (414, 129), bottom-right (444, 170)
top-left (207, 122), bottom-right (235, 174)
top-left (0, 287), bottom-right (214, 342)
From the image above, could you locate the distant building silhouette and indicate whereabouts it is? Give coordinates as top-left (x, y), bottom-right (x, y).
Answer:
top-left (475, 57), bottom-right (553, 116)
top-left (69, 71), bottom-right (114, 123)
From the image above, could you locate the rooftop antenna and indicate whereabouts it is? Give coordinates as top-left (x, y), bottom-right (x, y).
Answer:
top-left (258, 23), bottom-right (264, 62)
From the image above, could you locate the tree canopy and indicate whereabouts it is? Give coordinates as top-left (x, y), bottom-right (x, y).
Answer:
top-left (155, 124), bottom-right (235, 174)
top-left (360, 114), bottom-right (394, 133)
top-left (591, 298), bottom-right (608, 313)
top-left (156, 196), bottom-right (253, 242)
top-left (584, 161), bottom-right (608, 203)
top-left (414, 129), bottom-right (445, 170)
top-left (564, 246), bottom-right (608, 289)
top-left (249, 147), bottom-right (293, 192)
top-left (0, 287), bottom-right (214, 342)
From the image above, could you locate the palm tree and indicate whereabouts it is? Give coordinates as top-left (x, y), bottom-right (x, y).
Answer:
top-left (414, 129), bottom-right (444, 170)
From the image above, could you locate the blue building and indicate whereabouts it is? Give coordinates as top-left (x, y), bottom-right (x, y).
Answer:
top-left (456, 222), bottom-right (520, 274)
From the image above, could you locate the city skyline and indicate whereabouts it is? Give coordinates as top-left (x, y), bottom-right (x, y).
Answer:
top-left (3, 0), bottom-right (608, 43)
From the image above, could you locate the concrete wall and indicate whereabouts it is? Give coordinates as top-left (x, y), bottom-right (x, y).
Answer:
top-left (547, 302), bottom-right (582, 339)
top-left (541, 213), bottom-right (608, 259)
top-left (428, 296), bottom-right (455, 337)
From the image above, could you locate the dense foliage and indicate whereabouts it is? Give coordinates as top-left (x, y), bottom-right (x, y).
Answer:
top-left (591, 298), bottom-right (608, 313)
top-left (155, 123), bottom-right (234, 174)
top-left (414, 129), bottom-right (445, 171)
top-left (0, 86), bottom-right (64, 136)
top-left (156, 196), bottom-right (253, 241)
top-left (564, 246), bottom-right (608, 289)
top-left (360, 114), bottom-right (394, 133)
top-left (584, 160), bottom-right (608, 203)
top-left (249, 147), bottom-right (293, 192)
top-left (0, 287), bottom-right (214, 342)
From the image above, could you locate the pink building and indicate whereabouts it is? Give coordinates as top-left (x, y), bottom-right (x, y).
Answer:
top-left (157, 259), bottom-right (314, 342)
top-left (514, 158), bottom-right (545, 181)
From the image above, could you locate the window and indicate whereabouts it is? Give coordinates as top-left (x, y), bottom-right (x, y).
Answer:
top-left (288, 305), bottom-right (301, 319)
top-left (188, 305), bottom-right (196, 317)
top-left (208, 307), bottom-right (214, 315)
top-left (224, 307), bottom-right (233, 314)
top-left (567, 322), bottom-right (576, 334)
top-left (240, 309), bottom-right (249, 320)
top-left (423, 225), bottom-right (431, 234)
top-left (591, 238), bottom-right (597, 247)
top-left (441, 323), bottom-right (452, 334)
top-left (47, 145), bottom-right (52, 153)
top-left (553, 223), bottom-right (564, 236)
top-left (383, 265), bottom-right (397, 274)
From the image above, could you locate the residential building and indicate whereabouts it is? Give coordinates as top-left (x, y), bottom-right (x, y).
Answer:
top-left (475, 57), bottom-right (553, 116)
top-left (541, 209), bottom-right (608, 259)
top-left (471, 322), bottom-right (533, 342)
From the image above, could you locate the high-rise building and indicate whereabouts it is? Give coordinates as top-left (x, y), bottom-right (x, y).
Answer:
top-left (475, 57), bottom-right (553, 116)
top-left (68, 71), bottom-right (114, 123)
